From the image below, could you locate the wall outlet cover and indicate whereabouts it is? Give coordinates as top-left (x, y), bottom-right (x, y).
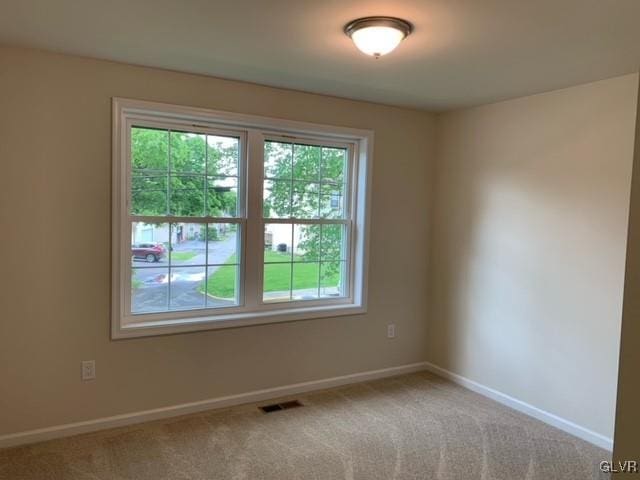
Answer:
top-left (387, 324), bottom-right (396, 338)
top-left (81, 360), bottom-right (96, 381)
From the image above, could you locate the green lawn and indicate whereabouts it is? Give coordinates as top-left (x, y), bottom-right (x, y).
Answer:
top-left (171, 251), bottom-right (198, 262)
top-left (200, 260), bottom-right (237, 298)
top-left (199, 250), bottom-right (340, 298)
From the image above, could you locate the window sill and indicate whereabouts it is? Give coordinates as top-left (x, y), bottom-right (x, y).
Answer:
top-left (112, 303), bottom-right (366, 339)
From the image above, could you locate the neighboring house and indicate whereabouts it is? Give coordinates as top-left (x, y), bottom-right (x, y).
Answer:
top-left (264, 224), bottom-right (306, 254)
top-left (132, 222), bottom-right (229, 246)
top-left (132, 222), bottom-right (171, 245)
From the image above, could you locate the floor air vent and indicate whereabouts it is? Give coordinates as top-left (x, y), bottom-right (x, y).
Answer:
top-left (259, 400), bottom-right (303, 413)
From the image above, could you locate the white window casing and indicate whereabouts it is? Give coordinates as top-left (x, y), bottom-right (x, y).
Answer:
top-left (112, 98), bottom-right (373, 339)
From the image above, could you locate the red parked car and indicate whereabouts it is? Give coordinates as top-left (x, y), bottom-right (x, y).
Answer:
top-left (132, 243), bottom-right (167, 263)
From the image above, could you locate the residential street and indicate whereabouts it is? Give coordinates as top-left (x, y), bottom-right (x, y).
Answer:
top-left (131, 234), bottom-right (238, 313)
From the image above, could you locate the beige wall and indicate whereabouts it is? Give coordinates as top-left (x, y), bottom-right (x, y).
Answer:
top-left (613, 76), bottom-right (640, 460)
top-left (429, 74), bottom-right (639, 439)
top-left (1, 44), bottom-right (636, 444)
top-left (0, 46), bottom-right (435, 435)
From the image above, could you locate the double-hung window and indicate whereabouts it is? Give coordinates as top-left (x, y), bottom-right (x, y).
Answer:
top-left (112, 98), bottom-right (372, 338)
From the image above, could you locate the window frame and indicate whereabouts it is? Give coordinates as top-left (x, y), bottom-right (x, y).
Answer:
top-left (112, 98), bottom-right (373, 339)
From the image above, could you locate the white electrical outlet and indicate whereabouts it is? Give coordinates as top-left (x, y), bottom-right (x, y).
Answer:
top-left (81, 360), bottom-right (96, 381)
top-left (387, 323), bottom-right (396, 338)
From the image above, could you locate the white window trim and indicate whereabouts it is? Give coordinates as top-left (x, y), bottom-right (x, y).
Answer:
top-left (112, 97), bottom-right (373, 339)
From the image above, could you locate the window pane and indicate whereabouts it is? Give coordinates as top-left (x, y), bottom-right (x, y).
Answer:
top-left (170, 131), bottom-right (206, 174)
top-left (264, 223), bottom-right (292, 262)
top-left (207, 135), bottom-right (239, 176)
top-left (293, 144), bottom-right (321, 181)
top-left (126, 121), bottom-right (356, 323)
top-left (293, 224), bottom-right (320, 262)
top-left (169, 175), bottom-right (205, 216)
top-left (131, 174), bottom-right (167, 216)
top-left (264, 141), bottom-right (292, 179)
top-left (320, 224), bottom-right (346, 262)
top-left (207, 223), bottom-right (239, 265)
top-left (292, 262), bottom-right (319, 300)
top-left (131, 222), bottom-right (169, 266)
top-left (292, 182), bottom-right (320, 218)
top-left (207, 177), bottom-right (238, 217)
top-left (263, 263), bottom-right (291, 302)
top-left (321, 147), bottom-right (346, 183)
top-left (320, 183), bottom-right (345, 219)
top-left (170, 223), bottom-right (206, 266)
top-left (131, 267), bottom-right (168, 314)
top-left (205, 265), bottom-right (238, 307)
top-left (320, 261), bottom-right (345, 298)
top-left (131, 127), bottom-right (168, 171)
top-left (204, 221), bottom-right (240, 308)
top-left (169, 266), bottom-right (206, 310)
top-left (263, 179), bottom-right (291, 218)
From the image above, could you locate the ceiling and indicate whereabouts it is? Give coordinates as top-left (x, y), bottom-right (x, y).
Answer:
top-left (1, 0), bottom-right (639, 111)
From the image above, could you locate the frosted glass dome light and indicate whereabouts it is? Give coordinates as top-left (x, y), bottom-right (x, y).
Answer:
top-left (345, 17), bottom-right (413, 58)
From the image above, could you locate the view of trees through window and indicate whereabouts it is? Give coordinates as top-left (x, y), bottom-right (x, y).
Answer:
top-left (263, 140), bottom-right (348, 301)
top-left (129, 127), bottom-right (349, 315)
top-left (131, 127), bottom-right (238, 217)
top-left (130, 127), bottom-right (241, 314)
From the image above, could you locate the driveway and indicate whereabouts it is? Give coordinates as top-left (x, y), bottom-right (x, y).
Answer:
top-left (132, 234), bottom-right (238, 313)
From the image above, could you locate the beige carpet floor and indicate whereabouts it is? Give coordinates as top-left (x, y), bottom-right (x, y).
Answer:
top-left (0, 371), bottom-right (609, 480)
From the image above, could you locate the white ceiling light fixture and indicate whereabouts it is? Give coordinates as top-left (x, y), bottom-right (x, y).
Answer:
top-left (345, 16), bottom-right (413, 59)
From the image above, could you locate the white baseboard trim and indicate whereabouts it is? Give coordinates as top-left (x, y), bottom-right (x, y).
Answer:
top-left (0, 361), bottom-right (429, 449)
top-left (0, 361), bottom-right (613, 452)
top-left (423, 361), bottom-right (613, 451)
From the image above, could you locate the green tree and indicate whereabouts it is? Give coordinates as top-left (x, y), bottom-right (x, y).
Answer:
top-left (131, 127), bottom-right (238, 217)
top-left (263, 141), bottom-right (346, 279)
